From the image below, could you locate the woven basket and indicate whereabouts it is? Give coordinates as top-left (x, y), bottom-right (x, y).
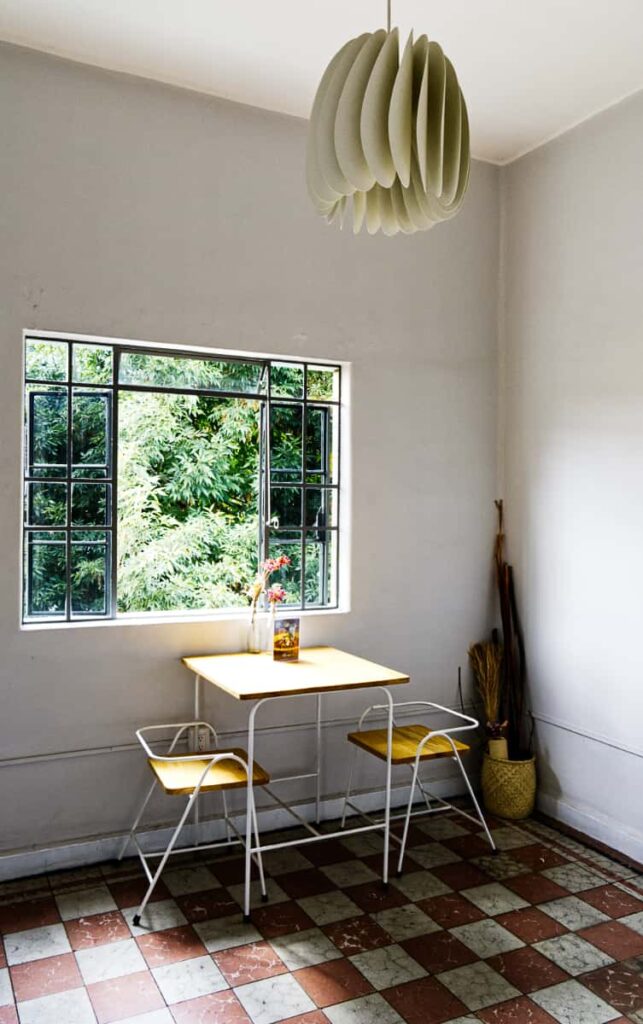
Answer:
top-left (481, 752), bottom-right (536, 820)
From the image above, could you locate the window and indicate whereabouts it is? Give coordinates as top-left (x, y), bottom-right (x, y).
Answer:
top-left (22, 336), bottom-right (342, 623)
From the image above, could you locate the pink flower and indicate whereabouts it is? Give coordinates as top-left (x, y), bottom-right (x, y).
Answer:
top-left (266, 584), bottom-right (287, 604)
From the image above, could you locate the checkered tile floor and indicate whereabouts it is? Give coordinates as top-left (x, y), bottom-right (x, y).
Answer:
top-left (0, 812), bottom-right (641, 1023)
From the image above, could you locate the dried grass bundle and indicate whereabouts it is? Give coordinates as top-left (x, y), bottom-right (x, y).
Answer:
top-left (468, 641), bottom-right (503, 728)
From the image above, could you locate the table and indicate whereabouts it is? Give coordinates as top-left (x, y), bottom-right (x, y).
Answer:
top-left (182, 645), bottom-right (409, 919)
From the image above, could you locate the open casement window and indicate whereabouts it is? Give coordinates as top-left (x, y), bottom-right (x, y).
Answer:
top-left (22, 337), bottom-right (341, 623)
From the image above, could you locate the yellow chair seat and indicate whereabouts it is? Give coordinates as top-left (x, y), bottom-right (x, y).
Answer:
top-left (347, 724), bottom-right (470, 765)
top-left (149, 748), bottom-right (270, 796)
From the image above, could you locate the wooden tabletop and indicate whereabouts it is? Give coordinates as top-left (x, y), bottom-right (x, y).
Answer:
top-left (182, 646), bottom-right (409, 701)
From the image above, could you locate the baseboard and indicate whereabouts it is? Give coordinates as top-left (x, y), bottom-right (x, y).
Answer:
top-left (0, 776), bottom-right (468, 882)
top-left (537, 789), bottom-right (643, 865)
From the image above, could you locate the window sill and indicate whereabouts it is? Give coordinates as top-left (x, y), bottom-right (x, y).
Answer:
top-left (20, 605), bottom-right (350, 632)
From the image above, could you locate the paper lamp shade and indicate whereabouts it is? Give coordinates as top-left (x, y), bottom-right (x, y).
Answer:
top-left (306, 28), bottom-right (470, 235)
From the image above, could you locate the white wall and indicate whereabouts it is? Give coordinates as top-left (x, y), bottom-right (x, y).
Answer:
top-left (0, 43), bottom-right (500, 867)
top-left (500, 90), bottom-right (643, 862)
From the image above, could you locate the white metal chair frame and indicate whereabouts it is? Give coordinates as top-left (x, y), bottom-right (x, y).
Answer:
top-left (119, 721), bottom-right (267, 926)
top-left (341, 700), bottom-right (497, 874)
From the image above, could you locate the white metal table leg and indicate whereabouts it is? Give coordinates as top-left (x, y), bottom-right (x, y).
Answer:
top-left (315, 694), bottom-right (322, 824)
top-left (380, 687), bottom-right (394, 887)
top-left (244, 699), bottom-right (267, 921)
top-left (193, 675), bottom-right (202, 841)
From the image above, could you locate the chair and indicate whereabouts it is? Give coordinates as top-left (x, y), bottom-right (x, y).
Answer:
top-left (341, 701), bottom-right (496, 874)
top-left (119, 721), bottom-right (270, 925)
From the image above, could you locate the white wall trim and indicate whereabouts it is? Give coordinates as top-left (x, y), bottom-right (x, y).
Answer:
top-left (537, 788), bottom-right (643, 865)
top-left (0, 776), bottom-right (468, 881)
top-left (532, 711), bottom-right (643, 761)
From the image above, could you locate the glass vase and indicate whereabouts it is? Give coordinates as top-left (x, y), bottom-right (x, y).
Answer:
top-left (247, 603), bottom-right (264, 654)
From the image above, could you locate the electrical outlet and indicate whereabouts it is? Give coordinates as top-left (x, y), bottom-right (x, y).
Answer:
top-left (197, 727), bottom-right (208, 752)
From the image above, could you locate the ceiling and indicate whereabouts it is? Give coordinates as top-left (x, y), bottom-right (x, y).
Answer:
top-left (2, 0), bottom-right (643, 164)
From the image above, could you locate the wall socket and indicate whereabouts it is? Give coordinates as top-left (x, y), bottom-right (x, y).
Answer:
top-left (197, 727), bottom-right (209, 752)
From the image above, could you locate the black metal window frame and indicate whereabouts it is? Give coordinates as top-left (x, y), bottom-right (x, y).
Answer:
top-left (22, 335), bottom-right (342, 623)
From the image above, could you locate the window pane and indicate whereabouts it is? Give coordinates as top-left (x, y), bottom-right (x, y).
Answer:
top-left (270, 404), bottom-right (303, 483)
top-left (72, 391), bottom-right (110, 478)
top-left (270, 487), bottom-right (302, 528)
top-left (27, 388), bottom-right (67, 479)
top-left (72, 344), bottom-right (113, 384)
top-left (71, 531), bottom-right (110, 615)
top-left (117, 392), bottom-right (260, 612)
top-left (119, 351), bottom-right (265, 394)
top-left (305, 488), bottom-right (337, 529)
top-left (268, 532), bottom-right (302, 606)
top-left (72, 483), bottom-right (110, 526)
top-left (305, 531), bottom-right (337, 607)
top-left (25, 340), bottom-right (68, 381)
top-left (24, 531), bottom-right (67, 617)
top-left (26, 482), bottom-right (67, 527)
top-left (307, 365), bottom-right (340, 401)
top-left (270, 362), bottom-right (304, 399)
top-left (306, 406), bottom-right (338, 484)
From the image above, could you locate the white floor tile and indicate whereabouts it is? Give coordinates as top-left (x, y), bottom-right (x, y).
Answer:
top-left (162, 866), bottom-right (218, 896)
top-left (416, 818), bottom-right (468, 841)
top-left (541, 864), bottom-right (606, 893)
top-left (621, 910), bottom-right (643, 935)
top-left (437, 961), bottom-right (520, 1011)
top-left (152, 955), bottom-right (227, 1003)
top-left (194, 915), bottom-right (261, 953)
top-left (122, 899), bottom-right (187, 936)
top-left (539, 895), bottom-right (610, 931)
top-left (0, 968), bottom-right (13, 1007)
top-left (227, 878), bottom-right (287, 911)
top-left (461, 882), bottom-right (528, 917)
top-left (256, 849), bottom-right (312, 877)
top-left (531, 979), bottom-right (621, 1024)
top-left (349, 944), bottom-right (426, 990)
top-left (234, 973), bottom-right (315, 1024)
top-left (17, 986), bottom-right (96, 1024)
top-left (407, 843), bottom-right (462, 870)
top-left (5, 923), bottom-right (71, 966)
top-left (269, 927), bottom-right (342, 971)
top-left (113, 1012), bottom-right (174, 1024)
top-left (321, 861), bottom-right (378, 888)
top-left (451, 919), bottom-right (524, 958)
top-left (324, 993), bottom-right (405, 1024)
top-left (75, 937), bottom-right (147, 985)
top-left (534, 933), bottom-right (614, 976)
top-left (297, 891), bottom-right (361, 926)
top-left (55, 884), bottom-right (117, 922)
top-left (372, 904), bottom-right (441, 942)
top-left (393, 870), bottom-right (450, 901)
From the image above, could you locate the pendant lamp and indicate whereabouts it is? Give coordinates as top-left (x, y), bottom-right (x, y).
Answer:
top-left (306, 3), bottom-right (470, 235)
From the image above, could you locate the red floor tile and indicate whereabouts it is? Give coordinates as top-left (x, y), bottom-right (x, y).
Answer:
top-left (252, 901), bottom-right (315, 939)
top-left (170, 990), bottom-right (252, 1023)
top-left (511, 844), bottom-right (570, 871)
top-left (504, 872), bottom-right (569, 904)
top-left (278, 870), bottom-right (335, 899)
top-left (10, 951), bottom-right (82, 1002)
top-left (0, 939), bottom-right (5, 969)
top-left (64, 910), bottom-right (130, 949)
top-left (442, 833), bottom-right (493, 859)
top-left (137, 924), bottom-right (207, 967)
top-left (0, 897), bottom-right (60, 935)
top-left (401, 931), bottom-right (478, 974)
top-left (578, 920), bottom-right (643, 959)
top-left (322, 915), bottom-right (391, 955)
top-left (417, 892), bottom-right (486, 928)
top-left (295, 958), bottom-right (373, 1007)
top-left (208, 858), bottom-right (259, 886)
top-left (214, 940), bottom-right (287, 986)
top-left (495, 906), bottom-right (567, 943)
top-left (107, 877), bottom-right (169, 909)
top-left (580, 961), bottom-right (643, 1021)
top-left (486, 946), bottom-right (569, 993)
top-left (579, 884), bottom-right (643, 918)
top-left (477, 995), bottom-right (558, 1023)
top-left (301, 840), bottom-right (354, 867)
top-left (344, 881), bottom-right (408, 914)
top-left (383, 975), bottom-right (468, 1024)
top-left (0, 1008), bottom-right (18, 1024)
top-left (431, 861), bottom-right (492, 890)
top-left (87, 969), bottom-right (164, 1024)
top-left (176, 888), bottom-right (239, 923)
